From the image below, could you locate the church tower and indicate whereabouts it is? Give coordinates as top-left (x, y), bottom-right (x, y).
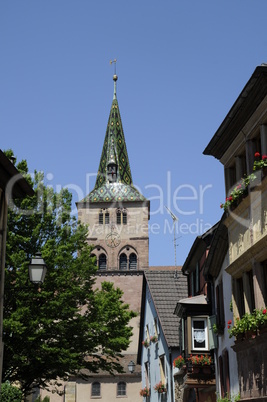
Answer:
top-left (77, 74), bottom-right (150, 271)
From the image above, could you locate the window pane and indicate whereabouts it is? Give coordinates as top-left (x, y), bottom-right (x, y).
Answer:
top-left (120, 254), bottom-right (127, 270)
top-left (117, 211), bottom-right (121, 224)
top-left (99, 213), bottom-right (103, 224)
top-left (105, 212), bottom-right (109, 224)
top-left (99, 254), bottom-right (107, 270)
top-left (117, 381), bottom-right (126, 396)
top-left (193, 319), bottom-right (206, 349)
top-left (129, 253), bottom-right (137, 270)
top-left (92, 382), bottom-right (100, 397)
top-left (122, 212), bottom-right (127, 224)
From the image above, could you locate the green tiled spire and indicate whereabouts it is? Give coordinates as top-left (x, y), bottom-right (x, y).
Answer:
top-left (84, 75), bottom-right (146, 203)
top-left (95, 75), bottom-right (132, 189)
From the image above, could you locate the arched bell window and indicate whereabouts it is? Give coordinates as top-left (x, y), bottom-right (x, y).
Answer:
top-left (99, 254), bottom-right (107, 270)
top-left (129, 253), bottom-right (137, 270)
top-left (119, 253), bottom-right (127, 270)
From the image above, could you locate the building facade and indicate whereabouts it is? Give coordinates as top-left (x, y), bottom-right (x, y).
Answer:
top-left (174, 226), bottom-right (218, 402)
top-left (138, 269), bottom-right (187, 402)
top-left (203, 217), bottom-right (239, 400)
top-left (204, 65), bottom-right (267, 401)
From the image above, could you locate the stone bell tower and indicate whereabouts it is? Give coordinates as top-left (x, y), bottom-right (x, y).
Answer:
top-left (77, 74), bottom-right (150, 271)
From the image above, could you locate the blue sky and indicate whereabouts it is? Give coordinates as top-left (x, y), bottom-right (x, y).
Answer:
top-left (1, 1), bottom-right (267, 266)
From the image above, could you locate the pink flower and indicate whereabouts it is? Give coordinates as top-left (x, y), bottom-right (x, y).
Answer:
top-left (255, 152), bottom-right (261, 158)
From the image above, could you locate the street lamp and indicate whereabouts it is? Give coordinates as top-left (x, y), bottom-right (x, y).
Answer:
top-left (29, 252), bottom-right (47, 284)
top-left (128, 360), bottom-right (136, 374)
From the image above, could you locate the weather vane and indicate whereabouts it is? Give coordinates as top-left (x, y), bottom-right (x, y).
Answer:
top-left (110, 59), bottom-right (117, 75)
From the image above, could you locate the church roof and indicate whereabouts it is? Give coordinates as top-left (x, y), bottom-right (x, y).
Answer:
top-left (84, 75), bottom-right (146, 203)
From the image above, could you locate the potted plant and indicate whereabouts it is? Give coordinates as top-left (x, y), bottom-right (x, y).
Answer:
top-left (153, 381), bottom-right (167, 393)
top-left (253, 152), bottom-right (267, 172)
top-left (228, 307), bottom-right (267, 340)
top-left (173, 355), bottom-right (185, 369)
top-left (150, 335), bottom-right (158, 343)
top-left (140, 387), bottom-right (150, 397)
top-left (188, 354), bottom-right (213, 374)
top-left (142, 339), bottom-right (150, 348)
top-left (188, 354), bottom-right (212, 366)
top-left (220, 173), bottom-right (256, 211)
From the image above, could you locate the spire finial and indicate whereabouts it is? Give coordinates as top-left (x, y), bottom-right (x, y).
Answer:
top-left (110, 59), bottom-right (118, 99)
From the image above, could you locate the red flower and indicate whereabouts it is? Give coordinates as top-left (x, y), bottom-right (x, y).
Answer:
top-left (228, 325), bottom-right (231, 329)
top-left (228, 320), bottom-right (232, 325)
top-left (255, 152), bottom-right (261, 158)
top-left (263, 309), bottom-right (267, 315)
top-left (263, 155), bottom-right (267, 160)
top-left (228, 196), bottom-right (233, 201)
top-left (220, 203), bottom-right (224, 209)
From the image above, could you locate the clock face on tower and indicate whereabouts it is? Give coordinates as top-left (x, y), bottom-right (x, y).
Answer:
top-left (105, 231), bottom-right (121, 248)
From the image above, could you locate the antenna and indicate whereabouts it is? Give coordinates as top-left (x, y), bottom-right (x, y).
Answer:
top-left (165, 206), bottom-right (179, 267)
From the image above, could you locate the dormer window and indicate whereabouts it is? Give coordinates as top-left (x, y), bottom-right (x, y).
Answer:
top-left (107, 163), bottom-right (117, 183)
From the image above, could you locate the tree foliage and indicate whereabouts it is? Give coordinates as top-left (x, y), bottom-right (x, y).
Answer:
top-left (3, 151), bottom-right (135, 397)
top-left (0, 381), bottom-right (23, 402)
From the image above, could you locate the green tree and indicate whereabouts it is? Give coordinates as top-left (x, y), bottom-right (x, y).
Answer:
top-left (0, 381), bottom-right (23, 402)
top-left (3, 151), bottom-right (135, 398)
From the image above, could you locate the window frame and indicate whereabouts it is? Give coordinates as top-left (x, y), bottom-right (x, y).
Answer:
top-left (119, 253), bottom-right (127, 270)
top-left (129, 253), bottom-right (137, 270)
top-left (117, 381), bottom-right (127, 397)
top-left (98, 254), bottom-right (107, 271)
top-left (191, 317), bottom-right (208, 351)
top-left (116, 209), bottom-right (127, 225)
top-left (91, 381), bottom-right (101, 398)
top-left (159, 355), bottom-right (166, 384)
